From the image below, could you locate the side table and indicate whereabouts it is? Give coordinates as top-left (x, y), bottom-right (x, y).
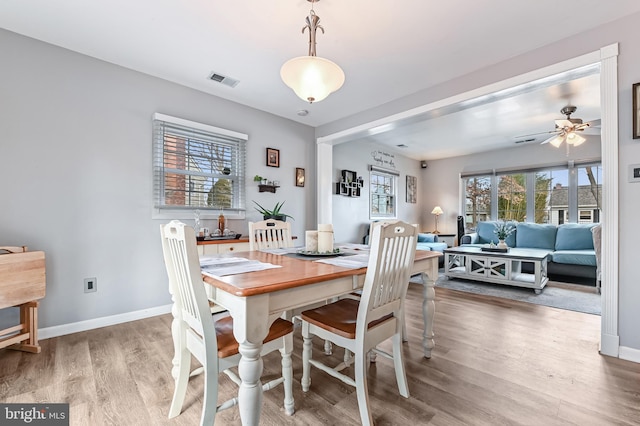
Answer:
top-left (0, 247), bottom-right (46, 353)
top-left (436, 233), bottom-right (457, 247)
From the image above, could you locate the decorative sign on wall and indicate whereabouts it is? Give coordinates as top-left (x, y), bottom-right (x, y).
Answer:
top-left (406, 175), bottom-right (417, 203)
top-left (371, 150), bottom-right (396, 169)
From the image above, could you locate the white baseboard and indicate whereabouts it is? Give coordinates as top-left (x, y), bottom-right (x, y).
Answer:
top-left (38, 304), bottom-right (173, 340)
top-left (619, 345), bottom-right (640, 364)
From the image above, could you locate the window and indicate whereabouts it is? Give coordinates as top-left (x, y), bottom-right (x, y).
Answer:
top-left (153, 113), bottom-right (247, 218)
top-left (497, 173), bottom-right (526, 221)
top-left (464, 176), bottom-right (491, 228)
top-left (462, 161), bottom-right (601, 226)
top-left (577, 165), bottom-right (602, 223)
top-left (534, 169), bottom-right (569, 224)
top-left (370, 167), bottom-right (397, 219)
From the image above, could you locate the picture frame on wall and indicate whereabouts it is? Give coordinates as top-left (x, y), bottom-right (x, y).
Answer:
top-left (266, 148), bottom-right (280, 167)
top-left (633, 82), bottom-right (640, 139)
top-left (295, 167), bottom-right (305, 187)
top-left (406, 175), bottom-right (417, 203)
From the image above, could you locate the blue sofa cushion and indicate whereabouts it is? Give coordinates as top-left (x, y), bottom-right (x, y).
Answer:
top-left (516, 222), bottom-right (557, 250)
top-left (417, 233), bottom-right (437, 243)
top-left (476, 221), bottom-right (517, 247)
top-left (555, 223), bottom-right (596, 250)
top-left (416, 242), bottom-right (447, 253)
top-left (552, 250), bottom-right (597, 266)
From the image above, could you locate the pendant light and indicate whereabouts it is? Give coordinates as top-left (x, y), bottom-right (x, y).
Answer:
top-left (280, 0), bottom-right (345, 103)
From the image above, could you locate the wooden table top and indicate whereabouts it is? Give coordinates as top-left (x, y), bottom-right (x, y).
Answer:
top-left (202, 250), bottom-right (440, 297)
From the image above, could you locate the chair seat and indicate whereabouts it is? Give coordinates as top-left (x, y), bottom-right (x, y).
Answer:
top-left (216, 316), bottom-right (294, 358)
top-left (300, 299), bottom-right (393, 339)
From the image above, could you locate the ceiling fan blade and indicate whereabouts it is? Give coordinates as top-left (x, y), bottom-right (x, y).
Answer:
top-left (514, 130), bottom-right (557, 139)
top-left (555, 119), bottom-right (573, 128)
top-left (584, 118), bottom-right (601, 127)
top-left (541, 134), bottom-right (560, 145)
top-left (581, 126), bottom-right (601, 135)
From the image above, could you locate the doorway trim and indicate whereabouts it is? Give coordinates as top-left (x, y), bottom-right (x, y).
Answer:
top-left (317, 43), bottom-right (619, 357)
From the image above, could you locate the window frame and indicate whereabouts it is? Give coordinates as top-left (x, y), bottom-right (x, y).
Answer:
top-left (461, 161), bottom-right (601, 227)
top-left (152, 113), bottom-right (247, 220)
top-left (369, 166), bottom-right (398, 220)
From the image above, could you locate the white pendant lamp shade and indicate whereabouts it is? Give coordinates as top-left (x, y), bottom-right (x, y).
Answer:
top-left (281, 56), bottom-right (345, 103)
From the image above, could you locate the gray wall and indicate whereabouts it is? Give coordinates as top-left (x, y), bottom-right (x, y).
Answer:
top-left (317, 12), bottom-right (640, 353)
top-left (0, 29), bottom-right (315, 329)
top-left (332, 140), bottom-right (422, 243)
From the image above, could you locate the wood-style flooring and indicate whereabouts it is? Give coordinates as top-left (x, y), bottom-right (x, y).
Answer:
top-left (1, 285), bottom-right (639, 425)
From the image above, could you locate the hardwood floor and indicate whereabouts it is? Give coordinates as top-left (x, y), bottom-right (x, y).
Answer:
top-left (2, 284), bottom-right (640, 425)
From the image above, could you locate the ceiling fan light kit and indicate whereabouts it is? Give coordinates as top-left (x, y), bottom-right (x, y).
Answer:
top-left (280, 0), bottom-right (345, 103)
top-left (538, 105), bottom-right (600, 149)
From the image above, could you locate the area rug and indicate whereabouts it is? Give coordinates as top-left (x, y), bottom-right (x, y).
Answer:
top-left (410, 273), bottom-right (601, 315)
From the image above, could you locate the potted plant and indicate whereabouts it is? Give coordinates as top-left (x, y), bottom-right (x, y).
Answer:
top-left (493, 220), bottom-right (515, 248)
top-left (252, 200), bottom-right (294, 221)
top-left (254, 175), bottom-right (268, 185)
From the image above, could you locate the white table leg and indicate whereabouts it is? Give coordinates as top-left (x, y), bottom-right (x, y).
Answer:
top-left (237, 341), bottom-right (264, 425)
top-left (420, 260), bottom-right (438, 358)
top-left (231, 297), bottom-right (270, 426)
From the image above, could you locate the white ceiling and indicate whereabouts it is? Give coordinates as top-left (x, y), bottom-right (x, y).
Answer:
top-left (2, 0), bottom-right (638, 159)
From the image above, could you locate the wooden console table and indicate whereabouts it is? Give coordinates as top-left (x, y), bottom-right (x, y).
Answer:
top-left (0, 247), bottom-right (46, 353)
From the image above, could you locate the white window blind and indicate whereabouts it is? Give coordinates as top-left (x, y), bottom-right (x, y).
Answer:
top-left (153, 113), bottom-right (247, 218)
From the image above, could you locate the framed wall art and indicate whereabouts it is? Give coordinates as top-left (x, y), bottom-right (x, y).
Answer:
top-left (406, 175), bottom-right (417, 203)
top-left (266, 148), bottom-right (280, 167)
top-left (633, 82), bottom-right (640, 139)
top-left (295, 167), bottom-right (305, 187)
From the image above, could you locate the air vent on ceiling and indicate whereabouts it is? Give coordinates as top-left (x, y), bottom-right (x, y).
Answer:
top-left (208, 72), bottom-right (239, 88)
top-left (514, 138), bottom-right (536, 144)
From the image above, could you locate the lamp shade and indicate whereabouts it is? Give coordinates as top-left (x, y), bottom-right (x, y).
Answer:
top-left (549, 135), bottom-right (565, 148)
top-left (280, 56), bottom-right (345, 103)
top-left (566, 132), bottom-right (586, 146)
top-left (431, 206), bottom-right (443, 215)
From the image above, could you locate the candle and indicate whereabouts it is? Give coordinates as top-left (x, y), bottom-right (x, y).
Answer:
top-left (318, 223), bottom-right (333, 232)
top-left (305, 231), bottom-right (318, 252)
top-left (317, 230), bottom-right (334, 253)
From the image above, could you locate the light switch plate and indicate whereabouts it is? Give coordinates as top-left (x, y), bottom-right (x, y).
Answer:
top-left (630, 164), bottom-right (640, 183)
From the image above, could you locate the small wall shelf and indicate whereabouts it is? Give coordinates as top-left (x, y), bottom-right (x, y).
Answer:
top-left (336, 169), bottom-right (363, 197)
top-left (258, 184), bottom-right (280, 193)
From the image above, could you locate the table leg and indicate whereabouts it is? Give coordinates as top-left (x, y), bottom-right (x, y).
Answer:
top-left (421, 263), bottom-right (437, 358)
top-left (233, 298), bottom-right (270, 426)
top-left (237, 341), bottom-right (264, 426)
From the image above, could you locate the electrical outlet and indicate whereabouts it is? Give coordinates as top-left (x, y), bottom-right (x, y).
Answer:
top-left (84, 277), bottom-right (97, 293)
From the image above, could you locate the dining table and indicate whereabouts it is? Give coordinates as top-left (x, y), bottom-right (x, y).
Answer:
top-left (169, 246), bottom-right (441, 426)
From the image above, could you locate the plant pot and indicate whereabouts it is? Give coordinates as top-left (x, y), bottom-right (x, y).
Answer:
top-left (264, 214), bottom-right (286, 221)
top-left (497, 239), bottom-right (508, 249)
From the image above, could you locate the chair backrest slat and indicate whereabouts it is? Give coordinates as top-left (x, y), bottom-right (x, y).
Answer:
top-left (161, 221), bottom-right (216, 352)
top-left (248, 219), bottom-right (293, 250)
top-left (357, 221), bottom-right (417, 336)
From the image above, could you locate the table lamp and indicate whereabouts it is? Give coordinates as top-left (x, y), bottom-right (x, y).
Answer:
top-left (431, 206), bottom-right (443, 234)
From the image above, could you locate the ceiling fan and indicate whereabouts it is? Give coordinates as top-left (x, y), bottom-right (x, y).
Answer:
top-left (519, 105), bottom-right (601, 148)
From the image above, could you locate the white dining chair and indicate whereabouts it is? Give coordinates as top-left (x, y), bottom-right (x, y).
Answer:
top-left (299, 220), bottom-right (417, 426)
top-left (248, 219), bottom-right (293, 251)
top-left (160, 220), bottom-right (294, 425)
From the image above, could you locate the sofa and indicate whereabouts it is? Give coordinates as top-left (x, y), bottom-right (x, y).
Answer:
top-left (461, 221), bottom-right (597, 286)
top-left (363, 225), bottom-right (446, 266)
